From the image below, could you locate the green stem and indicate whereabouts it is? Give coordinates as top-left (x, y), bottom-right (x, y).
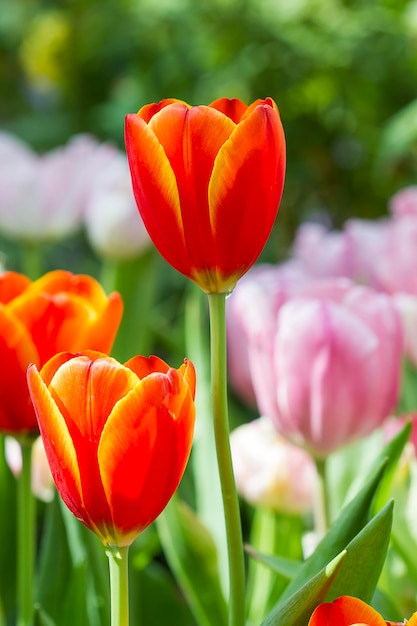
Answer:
top-left (17, 439), bottom-right (35, 626)
top-left (22, 243), bottom-right (43, 280)
top-left (313, 457), bottom-right (329, 538)
top-left (107, 545), bottom-right (130, 626)
top-left (100, 251), bottom-right (158, 361)
top-left (207, 293), bottom-right (245, 626)
top-left (185, 285), bottom-right (229, 594)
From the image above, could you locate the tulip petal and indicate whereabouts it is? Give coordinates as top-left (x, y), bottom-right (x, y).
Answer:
top-left (77, 291), bottom-right (123, 355)
top-left (125, 354), bottom-right (170, 379)
top-left (308, 596), bottom-right (387, 625)
top-left (22, 270), bottom-right (105, 307)
top-left (0, 271), bottom-right (32, 304)
top-left (178, 358), bottom-right (196, 399)
top-left (138, 98), bottom-right (188, 123)
top-left (27, 364), bottom-right (85, 524)
top-left (98, 368), bottom-right (195, 544)
top-left (150, 105), bottom-right (235, 276)
top-left (47, 354), bottom-right (140, 541)
top-left (209, 97), bottom-right (248, 123)
top-left (48, 354), bottom-right (139, 442)
top-left (125, 113), bottom-right (189, 274)
top-left (206, 103), bottom-right (285, 290)
top-left (0, 308), bottom-right (39, 432)
top-left (273, 298), bottom-right (381, 457)
top-left (8, 271), bottom-right (123, 363)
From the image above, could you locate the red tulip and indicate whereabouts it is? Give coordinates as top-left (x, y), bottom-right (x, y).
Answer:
top-left (125, 97), bottom-right (286, 293)
top-left (27, 351), bottom-right (196, 547)
top-left (0, 270), bottom-right (123, 434)
top-left (308, 596), bottom-right (388, 625)
top-left (308, 596), bottom-right (417, 626)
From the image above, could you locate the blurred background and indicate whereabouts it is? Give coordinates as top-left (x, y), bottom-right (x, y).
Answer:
top-left (1, 3), bottom-right (417, 623)
top-left (1, 0), bottom-right (417, 253)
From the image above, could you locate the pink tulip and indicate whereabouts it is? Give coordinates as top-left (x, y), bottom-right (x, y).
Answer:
top-left (0, 133), bottom-right (117, 242)
top-left (236, 276), bottom-right (403, 458)
top-left (344, 217), bottom-right (391, 290)
top-left (292, 222), bottom-right (355, 280)
top-left (389, 186), bottom-right (417, 218)
top-left (226, 261), bottom-right (310, 407)
top-left (230, 416), bottom-right (316, 514)
top-left (371, 215), bottom-right (417, 296)
top-left (392, 293), bottom-right (417, 367)
top-left (84, 152), bottom-right (151, 261)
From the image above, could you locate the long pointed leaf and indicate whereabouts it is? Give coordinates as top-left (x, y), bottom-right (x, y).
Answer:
top-left (261, 551), bottom-right (346, 626)
top-left (156, 497), bottom-right (228, 626)
top-left (280, 459), bottom-right (387, 602)
top-left (326, 500), bottom-right (393, 602)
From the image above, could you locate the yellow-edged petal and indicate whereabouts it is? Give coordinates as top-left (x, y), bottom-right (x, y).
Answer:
top-left (98, 368), bottom-right (195, 544)
top-left (205, 101), bottom-right (285, 291)
top-left (27, 364), bottom-right (84, 521)
top-left (124, 113), bottom-right (188, 274)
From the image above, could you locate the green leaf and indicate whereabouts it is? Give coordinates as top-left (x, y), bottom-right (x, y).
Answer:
top-left (36, 496), bottom-right (110, 626)
top-left (104, 248), bottom-right (159, 362)
top-left (36, 496), bottom-right (70, 621)
top-left (156, 497), bottom-right (228, 626)
top-left (371, 422), bottom-right (411, 515)
top-left (280, 459), bottom-right (387, 602)
top-left (326, 500), bottom-right (393, 602)
top-left (260, 551), bottom-right (346, 626)
top-left (129, 560), bottom-right (195, 626)
top-left (245, 510), bottom-right (304, 626)
top-left (33, 604), bottom-right (57, 626)
top-left (397, 358), bottom-right (417, 416)
top-left (376, 98), bottom-right (417, 172)
top-left (245, 545), bottom-right (301, 580)
top-left (0, 436), bottom-right (17, 616)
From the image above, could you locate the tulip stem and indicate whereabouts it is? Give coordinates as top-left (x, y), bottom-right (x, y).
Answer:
top-left (313, 457), bottom-right (330, 538)
top-left (107, 545), bottom-right (130, 626)
top-left (208, 293), bottom-right (246, 626)
top-left (17, 438), bottom-right (35, 626)
top-left (22, 242), bottom-right (43, 280)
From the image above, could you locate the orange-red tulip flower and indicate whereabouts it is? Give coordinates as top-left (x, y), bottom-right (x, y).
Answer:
top-left (27, 351), bottom-right (196, 547)
top-left (125, 97), bottom-right (286, 294)
top-left (308, 596), bottom-right (417, 626)
top-left (0, 270), bottom-right (123, 435)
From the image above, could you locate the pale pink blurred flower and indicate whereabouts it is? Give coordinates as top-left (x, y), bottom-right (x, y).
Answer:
top-left (236, 276), bottom-right (403, 458)
top-left (0, 132), bottom-right (117, 242)
top-left (292, 222), bottom-right (355, 279)
top-left (389, 186), bottom-right (417, 218)
top-left (344, 217), bottom-right (391, 289)
top-left (392, 293), bottom-right (417, 367)
top-left (226, 260), bottom-right (310, 407)
top-left (84, 152), bottom-right (151, 261)
top-left (5, 436), bottom-right (54, 502)
top-left (230, 416), bottom-right (316, 514)
top-left (372, 215), bottom-right (417, 296)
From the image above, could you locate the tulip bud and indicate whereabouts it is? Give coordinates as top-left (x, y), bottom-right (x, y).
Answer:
top-left (231, 416), bottom-right (316, 514)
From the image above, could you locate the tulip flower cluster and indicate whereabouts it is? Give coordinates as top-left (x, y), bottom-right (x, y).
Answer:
top-left (0, 132), bottom-right (151, 261)
top-left (0, 269), bottom-right (122, 434)
top-left (291, 186), bottom-right (417, 367)
top-left (2, 92), bottom-right (417, 626)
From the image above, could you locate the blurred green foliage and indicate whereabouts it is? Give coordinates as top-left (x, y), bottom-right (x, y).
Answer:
top-left (1, 0), bottom-right (417, 247)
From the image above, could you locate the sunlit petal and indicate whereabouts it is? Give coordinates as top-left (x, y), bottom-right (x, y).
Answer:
top-left (125, 113), bottom-right (189, 274)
